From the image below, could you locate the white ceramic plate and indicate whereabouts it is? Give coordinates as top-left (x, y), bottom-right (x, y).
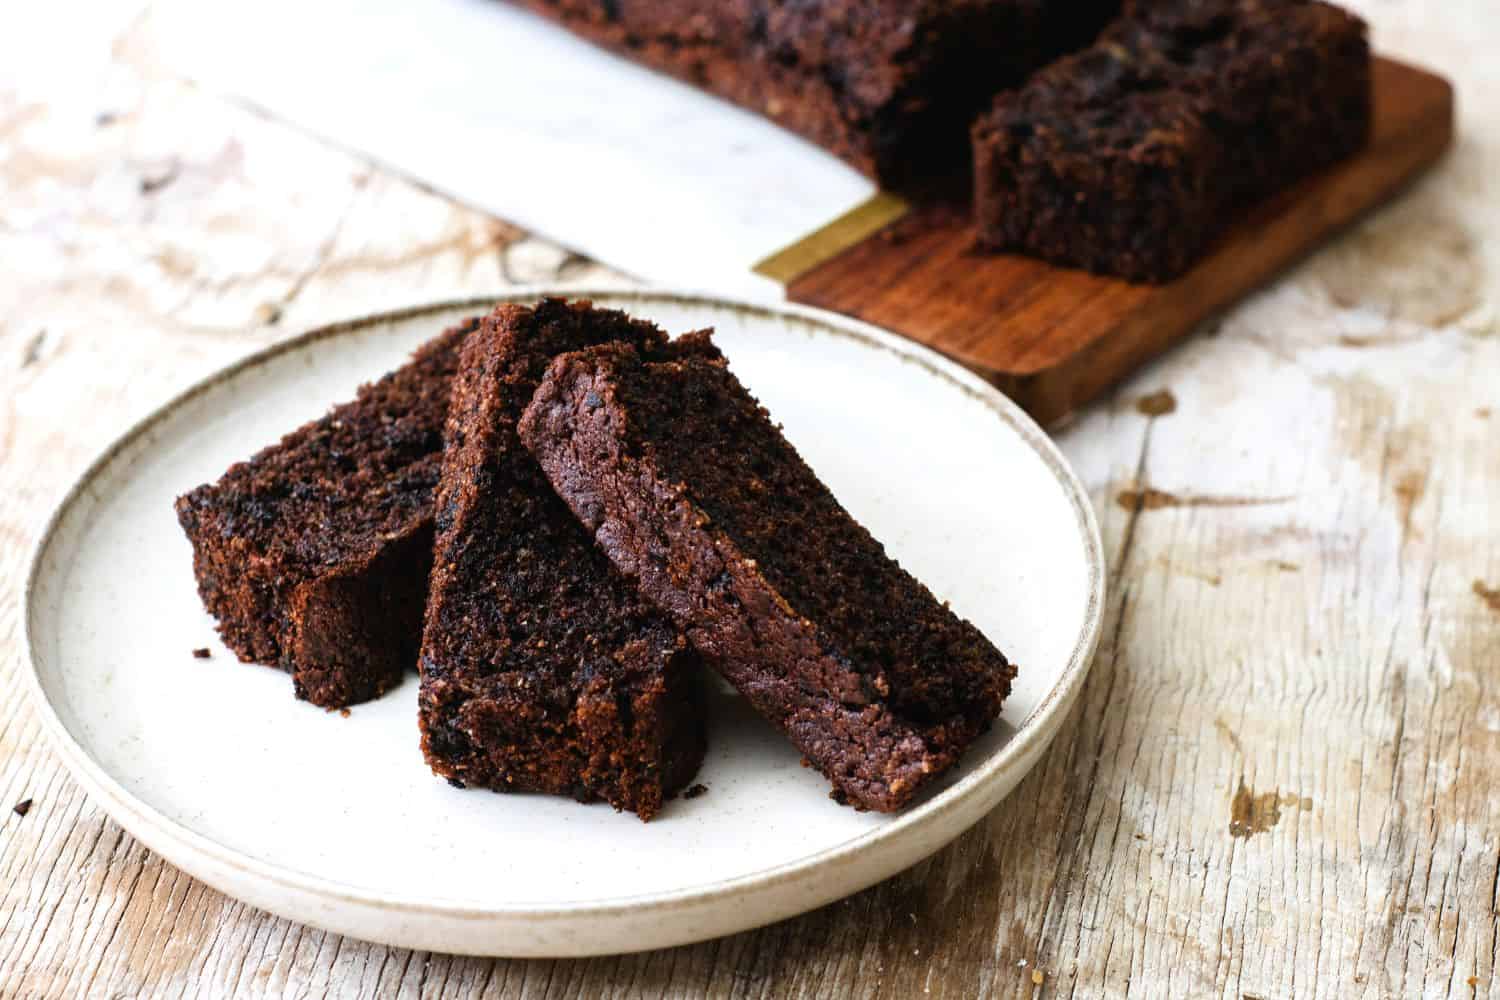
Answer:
top-left (24, 289), bottom-right (1103, 957)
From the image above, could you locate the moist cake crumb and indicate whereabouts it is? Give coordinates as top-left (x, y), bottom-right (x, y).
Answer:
top-left (418, 300), bottom-right (714, 821)
top-left (521, 341), bottom-right (1014, 812)
top-left (972, 0), bottom-right (1371, 281)
top-left (174, 317), bottom-right (477, 708)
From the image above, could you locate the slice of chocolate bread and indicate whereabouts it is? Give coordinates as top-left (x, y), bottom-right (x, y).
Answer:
top-left (175, 317), bottom-right (477, 708)
top-left (520, 344), bottom-right (1014, 812)
top-left (971, 0), bottom-right (1370, 281)
top-left (419, 300), bottom-right (712, 820)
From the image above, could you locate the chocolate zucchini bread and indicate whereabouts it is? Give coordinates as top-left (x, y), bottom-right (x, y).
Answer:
top-left (175, 318), bottom-right (477, 709)
top-left (520, 343), bottom-right (1014, 812)
top-left (972, 0), bottom-right (1371, 281)
top-left (512, 0), bottom-right (1121, 187)
top-left (419, 300), bottom-right (712, 820)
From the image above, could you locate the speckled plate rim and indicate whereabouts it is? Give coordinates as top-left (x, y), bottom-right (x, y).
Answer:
top-left (22, 287), bottom-right (1105, 955)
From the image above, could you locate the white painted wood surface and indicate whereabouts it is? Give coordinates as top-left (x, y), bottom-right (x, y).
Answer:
top-left (1, 2), bottom-right (1495, 996)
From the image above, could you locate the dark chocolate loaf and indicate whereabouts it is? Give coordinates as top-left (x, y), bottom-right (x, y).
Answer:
top-left (174, 318), bottom-right (477, 709)
top-left (972, 0), bottom-right (1371, 281)
top-left (512, 0), bottom-right (1120, 187)
top-left (419, 300), bottom-right (712, 820)
top-left (520, 342), bottom-right (1013, 812)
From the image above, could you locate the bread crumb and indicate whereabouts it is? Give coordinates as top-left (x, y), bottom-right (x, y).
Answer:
top-left (192, 647), bottom-right (212, 659)
top-left (1032, 970), bottom-right (1045, 985)
top-left (13, 799), bottom-right (32, 817)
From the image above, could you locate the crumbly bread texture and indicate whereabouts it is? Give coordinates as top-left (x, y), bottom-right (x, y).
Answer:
top-left (972, 0), bottom-right (1371, 281)
top-left (520, 342), bottom-right (1014, 812)
top-left (175, 318), bottom-right (477, 708)
top-left (419, 300), bottom-right (713, 820)
top-left (513, 0), bottom-right (1120, 187)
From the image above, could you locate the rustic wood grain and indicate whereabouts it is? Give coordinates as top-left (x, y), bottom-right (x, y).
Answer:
top-left (788, 58), bottom-right (1455, 426)
top-left (2, 2), bottom-right (1497, 997)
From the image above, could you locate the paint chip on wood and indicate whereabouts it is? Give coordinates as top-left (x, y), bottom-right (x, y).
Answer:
top-left (1135, 389), bottom-right (1177, 417)
top-left (1116, 487), bottom-right (1291, 513)
top-left (1474, 581), bottom-right (1500, 614)
top-left (1229, 780), bottom-right (1312, 838)
top-left (1393, 470), bottom-right (1427, 541)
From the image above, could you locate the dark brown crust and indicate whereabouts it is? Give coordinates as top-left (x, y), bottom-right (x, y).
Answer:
top-left (174, 319), bottom-right (477, 708)
top-left (418, 299), bottom-right (713, 821)
top-left (972, 0), bottom-right (1371, 281)
top-left (520, 343), bottom-right (1013, 813)
top-left (512, 0), bottom-right (1120, 187)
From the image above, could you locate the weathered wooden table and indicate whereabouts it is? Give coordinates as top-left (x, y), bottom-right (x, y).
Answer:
top-left (2, 2), bottom-right (1495, 996)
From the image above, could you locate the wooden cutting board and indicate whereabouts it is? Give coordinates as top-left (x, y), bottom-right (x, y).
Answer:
top-left (762, 58), bottom-right (1453, 426)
